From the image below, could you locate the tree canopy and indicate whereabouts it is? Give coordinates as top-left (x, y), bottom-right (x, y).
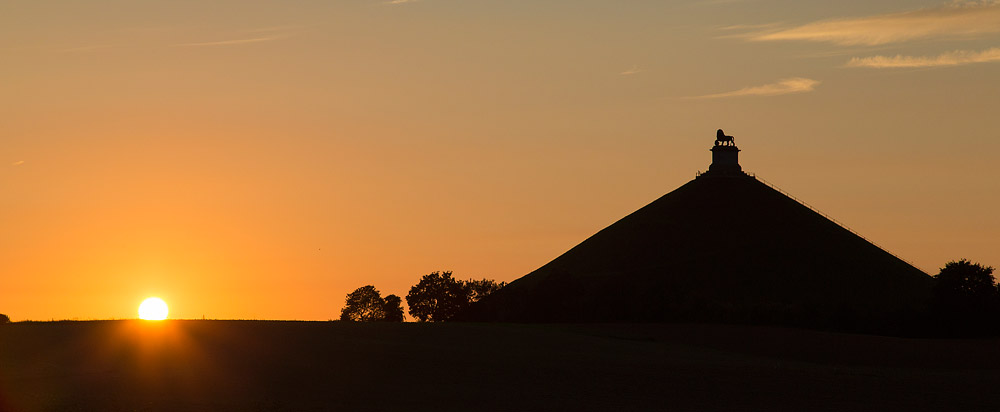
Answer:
top-left (383, 294), bottom-right (405, 322)
top-left (466, 278), bottom-right (507, 303)
top-left (932, 259), bottom-right (998, 334)
top-left (341, 286), bottom-right (387, 322)
top-left (406, 272), bottom-right (468, 322)
top-left (406, 271), bottom-right (506, 322)
top-left (934, 259), bottom-right (997, 305)
top-left (340, 286), bottom-right (405, 322)
top-left (0, 313), bottom-right (9, 324)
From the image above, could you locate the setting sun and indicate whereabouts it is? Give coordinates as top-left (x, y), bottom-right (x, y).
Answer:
top-left (138, 297), bottom-right (169, 320)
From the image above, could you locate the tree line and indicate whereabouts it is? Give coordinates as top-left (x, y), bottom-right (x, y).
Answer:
top-left (1, 259), bottom-right (995, 333)
top-left (339, 271), bottom-right (506, 322)
top-left (339, 260), bottom-right (1000, 334)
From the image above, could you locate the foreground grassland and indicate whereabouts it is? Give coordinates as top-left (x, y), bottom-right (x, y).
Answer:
top-left (2, 321), bottom-right (999, 411)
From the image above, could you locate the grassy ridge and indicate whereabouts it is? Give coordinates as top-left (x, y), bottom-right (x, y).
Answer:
top-left (2, 321), bottom-right (1000, 411)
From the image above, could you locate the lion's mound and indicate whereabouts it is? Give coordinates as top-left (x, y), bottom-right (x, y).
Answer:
top-left (465, 135), bottom-right (932, 333)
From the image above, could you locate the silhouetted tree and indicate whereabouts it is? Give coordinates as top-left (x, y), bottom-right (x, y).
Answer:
top-left (933, 259), bottom-right (999, 334)
top-left (406, 272), bottom-right (507, 321)
top-left (0, 313), bottom-right (9, 324)
top-left (406, 271), bottom-right (470, 322)
top-left (383, 294), bottom-right (405, 322)
top-left (341, 285), bottom-right (387, 322)
top-left (466, 278), bottom-right (507, 303)
top-left (934, 260), bottom-right (997, 309)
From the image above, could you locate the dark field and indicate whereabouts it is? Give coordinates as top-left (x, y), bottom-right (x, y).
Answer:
top-left (2, 321), bottom-right (999, 411)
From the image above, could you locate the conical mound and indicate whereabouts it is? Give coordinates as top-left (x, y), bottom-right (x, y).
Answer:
top-left (466, 135), bottom-right (933, 331)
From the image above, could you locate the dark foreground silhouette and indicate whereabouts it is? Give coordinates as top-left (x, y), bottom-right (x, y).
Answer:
top-left (463, 132), bottom-right (933, 334)
top-left (3, 320), bottom-right (1000, 412)
top-left (465, 172), bottom-right (933, 332)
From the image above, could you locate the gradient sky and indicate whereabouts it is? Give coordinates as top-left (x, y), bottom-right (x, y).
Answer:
top-left (3, 0), bottom-right (999, 321)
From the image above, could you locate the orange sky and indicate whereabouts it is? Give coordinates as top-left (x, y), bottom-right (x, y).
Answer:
top-left (3, 0), bottom-right (999, 321)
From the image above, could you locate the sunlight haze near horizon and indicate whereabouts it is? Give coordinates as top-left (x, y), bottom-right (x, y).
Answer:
top-left (3, 0), bottom-right (999, 321)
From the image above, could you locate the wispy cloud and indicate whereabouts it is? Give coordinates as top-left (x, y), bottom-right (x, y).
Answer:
top-left (847, 47), bottom-right (1000, 68)
top-left (619, 65), bottom-right (643, 75)
top-left (175, 35), bottom-right (288, 47)
top-left (386, 0), bottom-right (418, 4)
top-left (748, 1), bottom-right (1000, 46)
top-left (691, 77), bottom-right (820, 99)
top-left (11, 160), bottom-right (25, 166)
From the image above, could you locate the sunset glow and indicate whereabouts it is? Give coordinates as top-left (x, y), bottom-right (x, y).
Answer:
top-left (138, 298), bottom-right (169, 321)
top-left (2, 1), bottom-right (998, 322)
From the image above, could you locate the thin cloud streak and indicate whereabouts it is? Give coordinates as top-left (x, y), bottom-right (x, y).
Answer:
top-left (847, 47), bottom-right (1000, 68)
top-left (11, 160), bottom-right (25, 166)
top-left (175, 35), bottom-right (288, 47)
top-left (386, 0), bottom-right (418, 4)
top-left (748, 1), bottom-right (1000, 46)
top-left (620, 65), bottom-right (643, 75)
top-left (690, 77), bottom-right (820, 99)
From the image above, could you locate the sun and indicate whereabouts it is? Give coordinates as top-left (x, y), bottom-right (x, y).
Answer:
top-left (138, 297), bottom-right (169, 320)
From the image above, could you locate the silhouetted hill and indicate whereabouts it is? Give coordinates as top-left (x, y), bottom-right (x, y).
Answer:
top-left (466, 167), bottom-right (933, 332)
